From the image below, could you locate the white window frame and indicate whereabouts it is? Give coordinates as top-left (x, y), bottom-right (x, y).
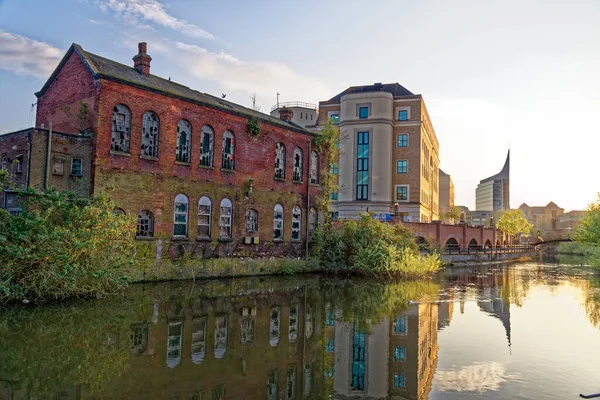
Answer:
top-left (395, 106), bottom-right (411, 121)
top-left (396, 133), bottom-right (409, 148)
top-left (396, 159), bottom-right (408, 174)
top-left (173, 194), bottom-right (189, 237)
top-left (219, 198), bottom-right (233, 239)
top-left (395, 185), bottom-right (410, 202)
top-left (198, 196), bottom-right (212, 238)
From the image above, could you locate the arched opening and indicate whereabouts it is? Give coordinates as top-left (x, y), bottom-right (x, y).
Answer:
top-left (469, 238), bottom-right (478, 250)
top-left (484, 239), bottom-right (492, 248)
top-left (416, 236), bottom-right (428, 251)
top-left (445, 238), bottom-right (459, 251)
top-left (496, 239), bottom-right (501, 246)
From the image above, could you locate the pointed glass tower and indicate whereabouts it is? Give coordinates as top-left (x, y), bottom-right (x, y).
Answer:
top-left (475, 150), bottom-right (510, 211)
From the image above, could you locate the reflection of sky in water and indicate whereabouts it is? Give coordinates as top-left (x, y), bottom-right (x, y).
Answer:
top-left (435, 361), bottom-right (520, 392)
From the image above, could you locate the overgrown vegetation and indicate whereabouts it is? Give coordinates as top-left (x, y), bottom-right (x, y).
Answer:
top-left (573, 193), bottom-right (600, 267)
top-left (0, 189), bottom-right (136, 303)
top-left (312, 119), bottom-right (340, 215)
top-left (313, 214), bottom-right (441, 277)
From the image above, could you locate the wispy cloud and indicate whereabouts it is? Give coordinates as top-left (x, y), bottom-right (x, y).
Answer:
top-left (0, 31), bottom-right (62, 78)
top-left (161, 41), bottom-right (331, 106)
top-left (99, 0), bottom-right (215, 40)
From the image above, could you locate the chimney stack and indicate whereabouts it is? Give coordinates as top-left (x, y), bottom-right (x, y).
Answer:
top-left (278, 106), bottom-right (293, 122)
top-left (133, 42), bottom-right (152, 75)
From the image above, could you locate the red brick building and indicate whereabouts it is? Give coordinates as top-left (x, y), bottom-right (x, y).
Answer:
top-left (30, 42), bottom-right (324, 256)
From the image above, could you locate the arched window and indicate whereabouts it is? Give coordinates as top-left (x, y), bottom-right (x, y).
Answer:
top-left (200, 125), bottom-right (214, 167)
top-left (222, 130), bottom-right (235, 170)
top-left (273, 204), bottom-right (284, 240)
top-left (111, 104), bottom-right (131, 153)
top-left (176, 120), bottom-right (191, 163)
top-left (197, 196), bottom-right (211, 238)
top-left (141, 111), bottom-right (159, 158)
top-left (270, 306), bottom-right (281, 346)
top-left (308, 207), bottom-right (317, 238)
top-left (219, 198), bottom-right (233, 239)
top-left (275, 143), bottom-right (285, 179)
top-left (310, 151), bottom-right (319, 184)
top-left (113, 208), bottom-right (126, 216)
top-left (293, 147), bottom-right (303, 182)
top-left (292, 206), bottom-right (302, 241)
top-left (137, 210), bottom-right (154, 238)
top-left (173, 194), bottom-right (189, 237)
top-left (445, 238), bottom-right (459, 251)
top-left (245, 209), bottom-right (258, 233)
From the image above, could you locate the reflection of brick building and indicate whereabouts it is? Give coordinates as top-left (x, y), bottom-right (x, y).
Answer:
top-left (2, 42), bottom-right (326, 255)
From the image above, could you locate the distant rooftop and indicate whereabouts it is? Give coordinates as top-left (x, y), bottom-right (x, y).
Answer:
top-left (270, 101), bottom-right (317, 112)
top-left (324, 82), bottom-right (414, 103)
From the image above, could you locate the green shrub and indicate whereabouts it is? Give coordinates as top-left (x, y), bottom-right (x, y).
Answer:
top-left (313, 214), bottom-right (441, 277)
top-left (0, 189), bottom-right (136, 302)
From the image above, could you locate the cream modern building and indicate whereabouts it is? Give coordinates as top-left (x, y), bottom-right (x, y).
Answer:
top-left (319, 83), bottom-right (440, 222)
top-left (270, 101), bottom-right (318, 128)
top-left (475, 150), bottom-right (510, 211)
top-left (439, 169), bottom-right (455, 211)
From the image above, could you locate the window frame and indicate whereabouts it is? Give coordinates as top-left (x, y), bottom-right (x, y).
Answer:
top-left (273, 204), bottom-right (284, 241)
top-left (197, 196), bottom-right (212, 239)
top-left (176, 120), bottom-right (192, 163)
top-left (221, 130), bottom-right (235, 171)
top-left (136, 210), bottom-right (154, 238)
top-left (356, 131), bottom-right (370, 200)
top-left (219, 198), bottom-right (233, 240)
top-left (396, 159), bottom-right (408, 174)
top-left (327, 111), bottom-right (340, 125)
top-left (199, 125), bottom-right (214, 167)
top-left (396, 133), bottom-right (408, 148)
top-left (275, 142), bottom-right (286, 179)
top-left (291, 206), bottom-right (302, 241)
top-left (293, 147), bottom-right (303, 183)
top-left (309, 151), bottom-right (319, 184)
top-left (111, 104), bottom-right (131, 154)
top-left (70, 158), bottom-right (83, 177)
top-left (356, 103), bottom-right (371, 119)
top-left (173, 194), bottom-right (189, 238)
top-left (395, 185), bottom-right (410, 202)
top-left (141, 110), bottom-right (159, 158)
top-left (245, 208), bottom-right (259, 233)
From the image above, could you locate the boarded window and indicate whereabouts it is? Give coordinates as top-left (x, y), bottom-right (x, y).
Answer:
top-left (200, 125), bottom-right (214, 167)
top-left (293, 147), bottom-right (303, 182)
top-left (176, 120), bottom-right (191, 163)
top-left (222, 131), bottom-right (235, 170)
top-left (275, 142), bottom-right (285, 179)
top-left (136, 210), bottom-right (154, 238)
top-left (111, 104), bottom-right (131, 153)
top-left (245, 209), bottom-right (258, 233)
top-left (52, 157), bottom-right (64, 175)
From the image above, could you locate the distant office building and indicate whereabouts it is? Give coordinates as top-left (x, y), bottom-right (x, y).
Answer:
top-left (455, 206), bottom-right (494, 227)
top-left (519, 202), bottom-right (564, 232)
top-left (439, 169), bottom-right (455, 211)
top-left (270, 101), bottom-right (318, 128)
top-left (475, 150), bottom-right (510, 211)
top-left (319, 83), bottom-right (441, 222)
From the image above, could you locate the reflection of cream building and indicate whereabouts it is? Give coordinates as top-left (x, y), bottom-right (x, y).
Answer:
top-left (319, 83), bottom-right (440, 222)
top-left (329, 303), bottom-right (439, 399)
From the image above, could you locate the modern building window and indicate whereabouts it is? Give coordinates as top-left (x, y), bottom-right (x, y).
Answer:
top-left (352, 329), bottom-right (366, 391)
top-left (136, 210), bottom-right (154, 238)
top-left (245, 208), bottom-right (258, 233)
top-left (310, 151), bottom-right (319, 184)
top-left (52, 157), bottom-right (64, 175)
top-left (330, 191), bottom-right (338, 201)
top-left (394, 372), bottom-right (406, 388)
top-left (359, 106), bottom-right (369, 119)
top-left (198, 196), bottom-right (212, 238)
top-left (173, 194), bottom-right (189, 237)
top-left (394, 346), bottom-right (406, 362)
top-left (286, 365), bottom-right (297, 400)
top-left (396, 186), bottom-right (409, 201)
top-left (308, 207), bottom-right (317, 237)
top-left (289, 303), bottom-right (299, 342)
top-left (275, 142), bottom-right (286, 179)
top-left (273, 204), bottom-right (284, 240)
top-left (292, 206), bottom-right (302, 241)
top-left (393, 315), bottom-right (408, 334)
top-left (326, 338), bottom-right (335, 353)
top-left (166, 321), bottom-right (183, 368)
top-left (398, 110), bottom-right (408, 121)
top-left (329, 112), bottom-right (340, 125)
top-left (111, 104), bottom-right (131, 153)
top-left (191, 317), bottom-right (207, 364)
top-left (330, 162), bottom-right (339, 175)
top-left (293, 147), bottom-right (303, 182)
top-left (326, 310), bottom-right (335, 326)
top-left (214, 315), bottom-right (228, 359)
top-left (200, 125), bottom-right (214, 167)
top-left (222, 130), bottom-right (235, 170)
top-left (270, 306), bottom-right (281, 346)
top-left (396, 160), bottom-right (408, 174)
top-left (141, 111), bottom-right (159, 158)
top-left (397, 134), bottom-right (408, 147)
top-left (356, 132), bottom-right (369, 200)
top-left (176, 120), bottom-right (191, 163)
top-left (219, 198), bottom-right (233, 239)
top-left (70, 158), bottom-right (83, 176)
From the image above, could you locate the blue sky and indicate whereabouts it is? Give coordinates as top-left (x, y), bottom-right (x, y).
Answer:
top-left (1, 0), bottom-right (599, 211)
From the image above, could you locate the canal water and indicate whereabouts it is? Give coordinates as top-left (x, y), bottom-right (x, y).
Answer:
top-left (1, 260), bottom-right (600, 399)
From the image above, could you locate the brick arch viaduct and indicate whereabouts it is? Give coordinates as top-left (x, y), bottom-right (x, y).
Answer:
top-left (393, 220), bottom-right (510, 248)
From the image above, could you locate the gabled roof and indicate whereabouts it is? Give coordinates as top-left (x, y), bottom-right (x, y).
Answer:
top-left (36, 44), bottom-right (315, 136)
top-left (324, 82), bottom-right (414, 103)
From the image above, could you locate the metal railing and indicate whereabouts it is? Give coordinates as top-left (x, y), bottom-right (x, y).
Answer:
top-left (420, 244), bottom-right (538, 255)
top-left (270, 101), bottom-right (317, 112)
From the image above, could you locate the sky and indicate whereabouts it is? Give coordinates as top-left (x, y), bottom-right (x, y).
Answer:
top-left (0, 0), bottom-right (599, 211)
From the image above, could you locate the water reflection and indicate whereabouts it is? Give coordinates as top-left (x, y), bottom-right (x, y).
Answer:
top-left (1, 262), bottom-right (600, 399)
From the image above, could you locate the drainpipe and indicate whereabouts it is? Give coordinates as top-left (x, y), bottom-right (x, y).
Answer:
top-left (44, 122), bottom-right (52, 189)
top-left (305, 140), bottom-right (311, 260)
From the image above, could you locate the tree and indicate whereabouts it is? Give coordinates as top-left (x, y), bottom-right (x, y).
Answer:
top-left (441, 206), bottom-right (461, 224)
top-left (575, 193), bottom-right (600, 245)
top-left (497, 209), bottom-right (533, 237)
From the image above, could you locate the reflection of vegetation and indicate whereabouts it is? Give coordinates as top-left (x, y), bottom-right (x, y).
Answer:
top-left (575, 194), bottom-right (600, 267)
top-left (584, 277), bottom-right (600, 328)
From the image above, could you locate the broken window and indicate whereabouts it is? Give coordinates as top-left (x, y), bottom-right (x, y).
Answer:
top-left (275, 142), bottom-right (285, 179)
top-left (166, 320), bottom-right (183, 368)
top-left (52, 157), bottom-right (64, 175)
top-left (310, 151), bottom-right (319, 184)
top-left (173, 194), bottom-right (189, 237)
top-left (293, 147), bottom-right (303, 182)
top-left (70, 158), bottom-right (82, 176)
top-left (200, 125), bottom-right (214, 167)
top-left (245, 209), bottom-right (258, 233)
top-left (141, 111), bottom-right (159, 158)
top-left (176, 120), bottom-right (191, 163)
top-left (308, 207), bottom-right (317, 238)
top-left (267, 370), bottom-right (279, 400)
top-left (270, 306), bottom-right (281, 347)
top-left (136, 210), bottom-right (154, 238)
top-left (221, 130), bottom-right (235, 170)
top-left (273, 204), bottom-right (284, 240)
top-left (129, 323), bottom-right (148, 355)
top-left (219, 198), bottom-right (232, 239)
top-left (304, 363), bottom-right (313, 397)
top-left (286, 365), bottom-right (297, 400)
top-left (197, 196), bottom-right (212, 238)
top-left (0, 157), bottom-right (8, 171)
top-left (214, 315), bottom-right (228, 359)
top-left (292, 206), bottom-right (302, 241)
top-left (111, 104), bottom-right (131, 153)
top-left (15, 155), bottom-right (23, 174)
top-left (191, 317), bottom-right (207, 364)
top-left (241, 317), bottom-right (255, 344)
top-left (289, 303), bottom-right (299, 342)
